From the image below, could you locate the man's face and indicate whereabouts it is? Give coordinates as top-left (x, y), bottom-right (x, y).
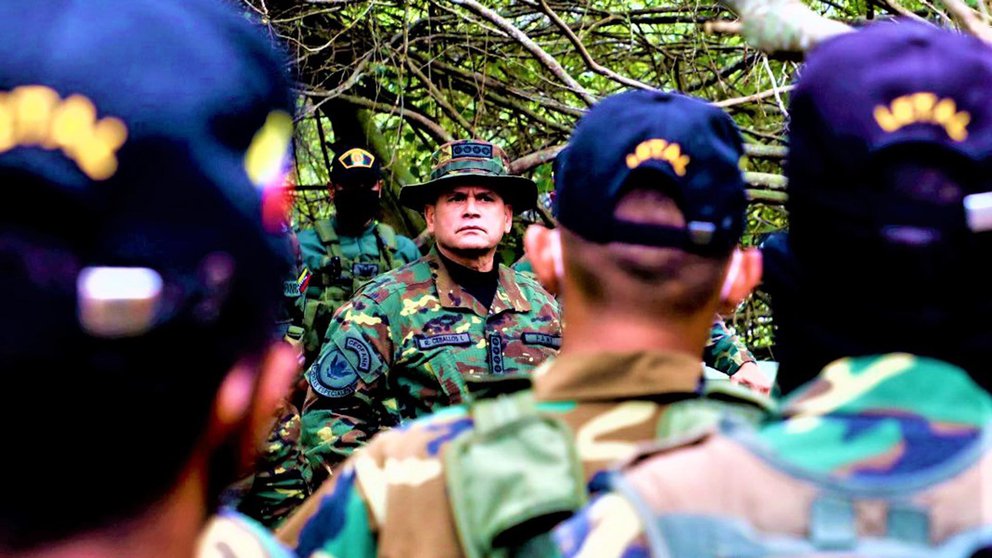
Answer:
top-left (426, 185), bottom-right (513, 255)
top-left (331, 180), bottom-right (383, 230)
top-left (332, 180), bottom-right (382, 198)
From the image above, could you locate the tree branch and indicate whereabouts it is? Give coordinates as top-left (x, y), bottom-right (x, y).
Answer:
top-left (714, 85), bottom-right (794, 107)
top-left (538, 0), bottom-right (656, 91)
top-left (333, 93), bottom-right (454, 144)
top-left (510, 145), bottom-right (565, 174)
top-left (941, 0), bottom-right (992, 43)
top-left (716, 0), bottom-right (854, 54)
top-left (450, 0), bottom-right (598, 105)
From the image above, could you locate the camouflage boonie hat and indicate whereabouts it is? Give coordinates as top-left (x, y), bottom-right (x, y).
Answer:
top-left (399, 139), bottom-right (537, 213)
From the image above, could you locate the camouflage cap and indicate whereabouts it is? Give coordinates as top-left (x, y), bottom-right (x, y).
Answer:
top-left (399, 139), bottom-right (537, 212)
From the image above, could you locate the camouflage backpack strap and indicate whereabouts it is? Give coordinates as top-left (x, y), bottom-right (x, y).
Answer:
top-left (443, 386), bottom-right (587, 558)
top-left (653, 379), bottom-right (774, 442)
top-left (620, 493), bottom-right (992, 557)
top-left (613, 423), bottom-right (992, 558)
top-left (373, 221), bottom-right (398, 270)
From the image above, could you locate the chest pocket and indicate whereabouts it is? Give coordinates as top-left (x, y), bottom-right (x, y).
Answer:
top-left (408, 329), bottom-right (478, 402)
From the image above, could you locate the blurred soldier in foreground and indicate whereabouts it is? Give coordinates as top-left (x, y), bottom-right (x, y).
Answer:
top-left (549, 21), bottom-right (992, 557)
top-left (299, 139), bottom-right (562, 481)
top-left (283, 90), bottom-right (770, 558)
top-left (0, 1), bottom-right (302, 556)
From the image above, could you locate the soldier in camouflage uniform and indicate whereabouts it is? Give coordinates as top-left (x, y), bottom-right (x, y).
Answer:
top-left (515, 147), bottom-right (766, 387)
top-left (283, 90), bottom-right (773, 557)
top-left (234, 149), bottom-right (421, 528)
top-left (0, 1), bottom-right (300, 556)
top-left (294, 147), bottom-right (420, 365)
top-left (549, 22), bottom-right (992, 557)
top-left (299, 139), bottom-right (562, 481)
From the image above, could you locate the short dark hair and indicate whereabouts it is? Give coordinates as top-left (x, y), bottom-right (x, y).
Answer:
top-left (562, 186), bottom-right (728, 318)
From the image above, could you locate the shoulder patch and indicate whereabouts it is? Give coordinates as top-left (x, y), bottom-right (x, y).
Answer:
top-left (352, 262), bottom-right (380, 277)
top-left (344, 337), bottom-right (373, 373)
top-left (308, 350), bottom-right (359, 398)
top-left (522, 332), bottom-right (562, 348)
top-left (415, 332), bottom-right (473, 350)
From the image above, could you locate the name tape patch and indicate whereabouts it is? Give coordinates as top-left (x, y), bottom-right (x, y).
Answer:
top-left (415, 332), bottom-right (473, 350)
top-left (522, 332), bottom-right (562, 349)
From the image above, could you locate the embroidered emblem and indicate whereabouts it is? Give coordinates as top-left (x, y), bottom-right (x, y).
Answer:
top-left (352, 262), bottom-right (380, 277)
top-left (873, 92), bottom-right (970, 141)
top-left (338, 147), bottom-right (375, 169)
top-left (308, 351), bottom-right (359, 398)
top-left (625, 138), bottom-right (690, 176)
top-left (344, 337), bottom-right (373, 373)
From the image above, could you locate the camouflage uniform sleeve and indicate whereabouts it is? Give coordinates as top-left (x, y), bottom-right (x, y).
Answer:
top-left (704, 316), bottom-right (755, 376)
top-left (549, 493), bottom-right (650, 558)
top-left (394, 235), bottom-right (421, 265)
top-left (300, 296), bottom-right (397, 482)
top-left (236, 402), bottom-right (314, 528)
top-left (296, 465), bottom-right (378, 558)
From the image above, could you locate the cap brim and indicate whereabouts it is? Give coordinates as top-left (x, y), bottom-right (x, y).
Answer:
top-left (399, 174), bottom-right (537, 213)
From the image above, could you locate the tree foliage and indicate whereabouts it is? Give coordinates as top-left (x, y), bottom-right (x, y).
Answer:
top-left (242, 0), bottom-right (990, 357)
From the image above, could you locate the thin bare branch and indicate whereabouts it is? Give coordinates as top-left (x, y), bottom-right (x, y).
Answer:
top-left (335, 94), bottom-right (454, 144)
top-left (449, 0), bottom-right (598, 105)
top-left (538, 0), bottom-right (656, 91)
top-left (714, 85), bottom-right (794, 107)
top-left (941, 0), bottom-right (992, 43)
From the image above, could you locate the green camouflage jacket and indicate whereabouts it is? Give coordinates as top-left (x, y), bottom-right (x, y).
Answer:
top-left (549, 353), bottom-right (992, 557)
top-left (300, 246), bottom-right (562, 480)
top-left (287, 350), bottom-right (773, 558)
top-left (704, 317), bottom-right (755, 376)
top-left (295, 218), bottom-right (420, 361)
top-left (234, 402), bottom-right (313, 528)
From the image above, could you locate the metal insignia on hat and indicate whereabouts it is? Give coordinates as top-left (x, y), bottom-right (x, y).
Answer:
top-left (77, 267), bottom-right (163, 338)
top-left (964, 191), bottom-right (992, 233)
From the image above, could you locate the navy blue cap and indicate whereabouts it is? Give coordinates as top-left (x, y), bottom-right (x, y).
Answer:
top-left (787, 21), bottom-right (992, 255)
top-left (0, 1), bottom-right (295, 353)
top-left (556, 90), bottom-right (747, 256)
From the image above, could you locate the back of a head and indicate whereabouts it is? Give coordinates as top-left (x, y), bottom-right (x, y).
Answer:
top-left (766, 21), bottom-right (992, 392)
top-left (0, 0), bottom-right (294, 550)
top-left (555, 90), bottom-right (748, 316)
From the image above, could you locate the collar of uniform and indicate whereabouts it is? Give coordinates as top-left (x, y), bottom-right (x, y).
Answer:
top-left (780, 353), bottom-right (992, 425)
top-left (532, 350), bottom-right (703, 402)
top-left (428, 245), bottom-right (531, 316)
